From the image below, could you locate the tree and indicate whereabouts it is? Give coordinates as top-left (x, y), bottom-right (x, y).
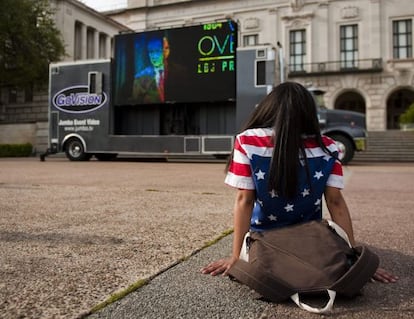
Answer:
top-left (0, 0), bottom-right (65, 87)
top-left (399, 103), bottom-right (414, 125)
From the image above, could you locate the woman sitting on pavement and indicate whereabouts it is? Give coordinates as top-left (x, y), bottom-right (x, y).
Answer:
top-left (201, 81), bottom-right (397, 284)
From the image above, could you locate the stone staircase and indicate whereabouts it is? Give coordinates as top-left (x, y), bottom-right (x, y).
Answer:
top-left (353, 130), bottom-right (414, 163)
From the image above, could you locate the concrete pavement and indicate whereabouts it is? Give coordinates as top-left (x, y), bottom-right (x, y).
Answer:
top-left (87, 163), bottom-right (414, 319)
top-left (0, 159), bottom-right (413, 318)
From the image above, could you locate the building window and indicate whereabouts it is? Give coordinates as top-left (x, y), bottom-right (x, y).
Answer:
top-left (393, 19), bottom-right (412, 59)
top-left (87, 27), bottom-right (96, 59)
top-left (8, 87), bottom-right (17, 104)
top-left (74, 21), bottom-right (83, 60)
top-left (243, 34), bottom-right (258, 46)
top-left (340, 24), bottom-right (358, 69)
top-left (289, 29), bottom-right (306, 72)
top-left (25, 84), bottom-right (33, 103)
top-left (99, 33), bottom-right (107, 58)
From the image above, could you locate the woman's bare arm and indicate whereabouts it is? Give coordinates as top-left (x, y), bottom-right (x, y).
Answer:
top-left (201, 189), bottom-right (255, 276)
top-left (324, 186), bottom-right (356, 246)
top-left (324, 186), bottom-right (398, 283)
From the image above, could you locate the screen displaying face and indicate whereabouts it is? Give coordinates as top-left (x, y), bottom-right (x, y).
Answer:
top-left (113, 20), bottom-right (237, 105)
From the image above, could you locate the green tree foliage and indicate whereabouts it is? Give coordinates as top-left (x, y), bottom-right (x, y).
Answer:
top-left (0, 0), bottom-right (65, 87)
top-left (399, 103), bottom-right (414, 124)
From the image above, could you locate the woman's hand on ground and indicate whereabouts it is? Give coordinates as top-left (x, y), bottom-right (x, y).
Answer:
top-left (372, 267), bottom-right (399, 283)
top-left (200, 256), bottom-right (238, 276)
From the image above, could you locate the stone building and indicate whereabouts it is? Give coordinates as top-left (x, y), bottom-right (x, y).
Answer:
top-left (2, 0), bottom-right (413, 154)
top-left (107, 0), bottom-right (414, 131)
top-left (0, 0), bottom-right (129, 152)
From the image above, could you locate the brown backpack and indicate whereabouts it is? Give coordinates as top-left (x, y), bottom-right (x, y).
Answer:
top-left (228, 220), bottom-right (379, 314)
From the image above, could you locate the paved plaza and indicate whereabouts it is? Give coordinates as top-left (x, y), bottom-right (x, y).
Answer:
top-left (0, 158), bottom-right (413, 318)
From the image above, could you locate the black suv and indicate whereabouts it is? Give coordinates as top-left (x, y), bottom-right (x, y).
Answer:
top-left (310, 88), bottom-right (366, 164)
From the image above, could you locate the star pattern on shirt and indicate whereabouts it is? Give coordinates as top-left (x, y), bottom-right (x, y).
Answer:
top-left (243, 142), bottom-right (340, 230)
top-left (314, 198), bottom-right (322, 211)
top-left (268, 214), bottom-right (277, 221)
top-left (255, 170), bottom-right (266, 180)
top-left (301, 188), bottom-right (310, 197)
top-left (269, 189), bottom-right (278, 198)
top-left (284, 203), bottom-right (294, 212)
top-left (314, 171), bottom-right (324, 180)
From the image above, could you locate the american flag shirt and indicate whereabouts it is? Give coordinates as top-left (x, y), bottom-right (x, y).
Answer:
top-left (225, 128), bottom-right (344, 231)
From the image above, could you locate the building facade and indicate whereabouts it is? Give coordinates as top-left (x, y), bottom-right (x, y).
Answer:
top-left (0, 0), bottom-right (129, 152)
top-left (107, 0), bottom-right (414, 131)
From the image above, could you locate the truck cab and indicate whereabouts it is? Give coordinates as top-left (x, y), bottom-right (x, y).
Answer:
top-left (310, 88), bottom-right (366, 164)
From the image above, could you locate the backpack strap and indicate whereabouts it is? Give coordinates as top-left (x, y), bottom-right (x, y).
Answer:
top-left (327, 219), bottom-right (352, 248)
top-left (229, 260), bottom-right (336, 314)
top-left (228, 259), bottom-right (295, 302)
top-left (331, 245), bottom-right (379, 297)
top-left (291, 289), bottom-right (336, 314)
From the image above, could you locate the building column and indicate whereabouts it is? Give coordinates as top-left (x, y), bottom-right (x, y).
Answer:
top-left (369, 0), bottom-right (381, 59)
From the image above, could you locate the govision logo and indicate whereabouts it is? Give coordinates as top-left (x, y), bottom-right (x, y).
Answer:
top-left (52, 86), bottom-right (107, 113)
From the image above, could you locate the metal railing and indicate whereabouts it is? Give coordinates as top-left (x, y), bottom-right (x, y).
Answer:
top-left (288, 58), bottom-right (383, 77)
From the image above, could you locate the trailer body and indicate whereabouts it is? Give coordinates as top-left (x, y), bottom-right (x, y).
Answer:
top-left (46, 22), bottom-right (276, 161)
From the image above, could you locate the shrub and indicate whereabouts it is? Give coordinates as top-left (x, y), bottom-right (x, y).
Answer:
top-left (399, 103), bottom-right (414, 124)
top-left (0, 143), bottom-right (33, 157)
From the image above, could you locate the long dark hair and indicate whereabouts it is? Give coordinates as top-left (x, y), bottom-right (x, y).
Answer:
top-left (229, 82), bottom-right (335, 198)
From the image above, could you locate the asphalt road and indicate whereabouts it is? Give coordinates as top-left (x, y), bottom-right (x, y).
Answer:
top-left (0, 158), bottom-right (413, 318)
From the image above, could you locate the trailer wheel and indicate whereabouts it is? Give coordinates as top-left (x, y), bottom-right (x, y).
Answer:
top-left (95, 153), bottom-right (118, 161)
top-left (329, 134), bottom-right (354, 165)
top-left (65, 138), bottom-right (91, 161)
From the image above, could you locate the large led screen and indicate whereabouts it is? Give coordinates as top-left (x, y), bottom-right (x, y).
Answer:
top-left (113, 20), bottom-right (237, 105)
